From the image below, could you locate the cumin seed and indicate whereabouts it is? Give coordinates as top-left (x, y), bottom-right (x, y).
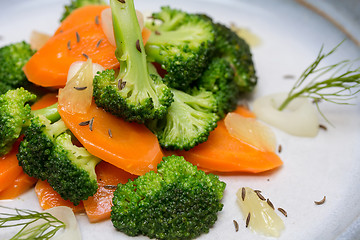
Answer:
top-left (136, 39), bottom-right (142, 53)
top-left (89, 117), bottom-right (94, 131)
top-left (104, 185), bottom-right (117, 190)
top-left (96, 38), bottom-right (103, 48)
top-left (278, 144), bottom-right (282, 153)
top-left (74, 86), bottom-right (87, 91)
top-left (76, 31), bottom-right (80, 43)
top-left (241, 187), bottom-right (246, 201)
top-left (233, 220), bottom-right (239, 232)
top-left (95, 15), bottom-right (99, 25)
top-left (118, 79), bottom-right (126, 90)
top-left (82, 53), bottom-right (89, 59)
top-left (267, 199), bottom-right (274, 210)
top-left (255, 191), bottom-right (265, 201)
top-left (319, 124), bottom-right (327, 131)
top-left (108, 129), bottom-right (113, 138)
top-left (117, 0), bottom-right (125, 3)
top-left (278, 208), bottom-right (287, 217)
top-left (314, 196), bottom-right (326, 205)
top-left (67, 40), bottom-right (71, 50)
top-left (79, 120), bottom-right (90, 126)
top-left (283, 74), bottom-right (295, 79)
top-left (155, 30), bottom-right (161, 35)
top-left (245, 213), bottom-right (251, 228)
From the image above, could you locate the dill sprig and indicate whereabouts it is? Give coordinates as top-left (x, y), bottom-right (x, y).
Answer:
top-left (0, 205), bottom-right (65, 240)
top-left (278, 42), bottom-right (360, 115)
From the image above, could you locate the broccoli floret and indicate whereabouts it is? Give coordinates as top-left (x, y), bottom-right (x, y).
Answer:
top-left (111, 155), bottom-right (226, 240)
top-left (196, 58), bottom-right (239, 118)
top-left (93, 0), bottom-right (173, 123)
top-left (213, 23), bottom-right (257, 92)
top-left (147, 88), bottom-right (218, 150)
top-left (0, 42), bottom-right (35, 94)
top-left (0, 88), bottom-right (36, 156)
top-left (60, 0), bottom-right (107, 22)
top-left (145, 6), bottom-right (215, 90)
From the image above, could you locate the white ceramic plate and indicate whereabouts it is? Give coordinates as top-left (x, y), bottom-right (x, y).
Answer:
top-left (1, 0), bottom-right (360, 239)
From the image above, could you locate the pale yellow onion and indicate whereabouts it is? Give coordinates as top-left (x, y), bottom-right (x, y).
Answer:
top-left (236, 187), bottom-right (285, 238)
top-left (101, 8), bottom-right (144, 47)
top-left (59, 59), bottom-right (104, 114)
top-left (29, 30), bottom-right (51, 50)
top-left (224, 112), bottom-right (276, 152)
top-left (253, 93), bottom-right (319, 137)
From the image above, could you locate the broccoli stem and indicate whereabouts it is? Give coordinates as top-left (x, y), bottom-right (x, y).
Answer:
top-left (32, 103), bottom-right (60, 123)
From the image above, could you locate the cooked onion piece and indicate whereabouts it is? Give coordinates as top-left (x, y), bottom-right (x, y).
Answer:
top-left (253, 93), bottom-right (319, 137)
top-left (225, 112), bottom-right (276, 152)
top-left (29, 30), bottom-right (51, 50)
top-left (236, 187), bottom-right (285, 237)
top-left (101, 8), bottom-right (144, 47)
top-left (59, 59), bottom-right (104, 114)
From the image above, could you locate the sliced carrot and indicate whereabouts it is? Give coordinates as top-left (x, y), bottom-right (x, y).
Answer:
top-left (31, 93), bottom-right (58, 110)
top-left (55, 5), bottom-right (110, 35)
top-left (232, 106), bottom-right (256, 118)
top-left (83, 161), bottom-right (136, 222)
top-left (0, 171), bottom-right (37, 200)
top-left (35, 180), bottom-right (84, 212)
top-left (177, 106), bottom-right (283, 173)
top-left (142, 27), bottom-right (152, 45)
top-left (0, 141), bottom-right (23, 192)
top-left (58, 101), bottom-right (163, 175)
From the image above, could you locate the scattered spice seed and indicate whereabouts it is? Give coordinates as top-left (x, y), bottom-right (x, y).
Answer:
top-left (241, 187), bottom-right (246, 201)
top-left (314, 196), bottom-right (326, 205)
top-left (155, 30), bottom-right (161, 35)
top-left (117, 0), bottom-right (125, 3)
top-left (96, 38), bottom-right (103, 48)
top-left (79, 120), bottom-right (90, 126)
top-left (108, 129), bottom-right (113, 138)
top-left (89, 117), bottom-right (94, 131)
top-left (76, 31), bottom-right (80, 43)
top-left (245, 213), bottom-right (251, 228)
top-left (118, 79), bottom-right (123, 90)
top-left (283, 74), bottom-right (295, 79)
top-left (104, 185), bottom-right (117, 190)
top-left (233, 220), bottom-right (239, 232)
top-left (73, 86), bottom-right (87, 91)
top-left (267, 199), bottom-right (274, 210)
top-left (67, 40), bottom-right (71, 50)
top-left (255, 190), bottom-right (266, 201)
top-left (95, 15), bottom-right (99, 25)
top-left (278, 144), bottom-right (282, 153)
top-left (136, 39), bottom-right (142, 53)
top-left (312, 98), bottom-right (321, 104)
top-left (278, 208), bottom-right (287, 217)
top-left (267, 179), bottom-right (270, 182)
top-left (319, 124), bottom-right (327, 131)
top-left (82, 53), bottom-right (89, 59)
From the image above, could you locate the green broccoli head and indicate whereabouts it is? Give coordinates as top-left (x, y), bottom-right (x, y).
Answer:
top-left (0, 88), bottom-right (36, 156)
top-left (111, 155), bottom-right (226, 240)
top-left (47, 132), bottom-right (101, 205)
top-left (0, 42), bottom-right (35, 93)
top-left (93, 0), bottom-right (173, 123)
top-left (17, 116), bottom-right (68, 180)
top-left (213, 23), bottom-right (257, 92)
top-left (145, 6), bottom-right (215, 90)
top-left (196, 58), bottom-right (240, 118)
top-left (147, 88), bottom-right (218, 151)
top-left (60, 0), bottom-right (107, 22)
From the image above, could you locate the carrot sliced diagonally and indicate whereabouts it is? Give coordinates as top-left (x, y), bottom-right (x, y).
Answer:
top-left (0, 141), bottom-right (23, 192)
top-left (35, 180), bottom-right (84, 213)
top-left (177, 106), bottom-right (283, 173)
top-left (58, 101), bottom-right (163, 176)
top-left (31, 93), bottom-right (58, 110)
top-left (0, 171), bottom-right (37, 200)
top-left (83, 161), bottom-right (136, 222)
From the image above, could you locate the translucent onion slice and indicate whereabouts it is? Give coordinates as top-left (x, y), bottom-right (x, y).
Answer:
top-left (236, 187), bottom-right (285, 237)
top-left (29, 30), bottom-right (51, 50)
top-left (253, 93), bottom-right (319, 137)
top-left (59, 59), bottom-right (104, 114)
top-left (225, 112), bottom-right (276, 152)
top-left (101, 8), bottom-right (144, 47)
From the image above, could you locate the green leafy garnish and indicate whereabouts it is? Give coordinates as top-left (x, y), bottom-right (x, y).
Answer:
top-left (278, 42), bottom-right (360, 117)
top-left (0, 206), bottom-right (65, 240)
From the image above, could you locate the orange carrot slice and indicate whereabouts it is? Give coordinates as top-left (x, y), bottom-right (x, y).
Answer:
top-left (55, 5), bottom-right (110, 35)
top-left (177, 106), bottom-right (283, 173)
top-left (31, 93), bottom-right (58, 110)
top-left (0, 141), bottom-right (23, 192)
top-left (0, 171), bottom-right (37, 200)
top-left (58, 101), bottom-right (163, 175)
top-left (35, 180), bottom-right (84, 212)
top-left (83, 161), bottom-right (136, 222)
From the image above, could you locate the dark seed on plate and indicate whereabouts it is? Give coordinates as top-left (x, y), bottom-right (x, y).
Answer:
top-left (278, 144), bottom-right (282, 153)
top-left (283, 74), bottom-right (295, 79)
top-left (314, 196), bottom-right (326, 205)
top-left (82, 53), bottom-right (89, 59)
top-left (67, 40), bottom-right (71, 50)
top-left (241, 187), bottom-right (246, 201)
top-left (89, 117), bottom-right (94, 131)
top-left (108, 129), bottom-right (113, 138)
top-left (255, 191), bottom-right (266, 201)
top-left (76, 31), bottom-right (80, 43)
top-left (267, 199), bottom-right (274, 210)
top-left (117, 0), bottom-right (125, 3)
top-left (96, 38), bottom-right (103, 48)
top-left (246, 213), bottom-right (251, 228)
top-left (95, 15), bottom-right (99, 25)
top-left (233, 220), bottom-right (239, 232)
top-left (74, 86), bottom-right (87, 91)
top-left (278, 208), bottom-right (287, 217)
top-left (79, 120), bottom-right (90, 126)
top-left (104, 185), bottom-right (117, 190)
top-left (319, 124), bottom-right (327, 131)
top-left (136, 39), bottom-right (142, 53)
